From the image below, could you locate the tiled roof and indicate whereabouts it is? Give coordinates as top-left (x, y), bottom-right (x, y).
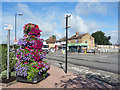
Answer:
top-left (57, 36), bottom-right (66, 42)
top-left (68, 33), bottom-right (88, 40)
top-left (46, 38), bottom-right (56, 44)
top-left (56, 33), bottom-right (89, 42)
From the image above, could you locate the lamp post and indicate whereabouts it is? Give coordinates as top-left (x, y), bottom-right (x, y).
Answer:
top-left (65, 14), bottom-right (71, 74)
top-left (4, 24), bottom-right (13, 79)
top-left (14, 13), bottom-right (23, 55)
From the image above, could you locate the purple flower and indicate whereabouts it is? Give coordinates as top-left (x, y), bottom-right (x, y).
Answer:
top-left (45, 65), bottom-right (48, 69)
top-left (38, 72), bottom-right (41, 74)
top-left (43, 68), bottom-right (46, 71)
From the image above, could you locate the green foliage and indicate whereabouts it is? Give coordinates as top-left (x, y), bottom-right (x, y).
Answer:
top-left (91, 31), bottom-right (112, 45)
top-left (27, 67), bottom-right (39, 81)
top-left (0, 70), bottom-right (7, 79)
top-left (43, 71), bottom-right (47, 79)
top-left (11, 71), bottom-right (16, 77)
top-left (1, 45), bottom-right (7, 71)
top-left (52, 35), bottom-right (56, 39)
top-left (0, 44), bottom-right (2, 67)
top-left (1, 44), bottom-right (17, 72)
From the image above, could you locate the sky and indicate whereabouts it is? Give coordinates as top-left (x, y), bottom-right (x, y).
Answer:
top-left (0, 0), bottom-right (119, 44)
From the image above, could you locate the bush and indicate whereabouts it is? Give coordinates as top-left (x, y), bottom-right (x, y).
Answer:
top-left (1, 44), bottom-right (17, 72)
top-left (11, 71), bottom-right (16, 77)
top-left (0, 70), bottom-right (7, 79)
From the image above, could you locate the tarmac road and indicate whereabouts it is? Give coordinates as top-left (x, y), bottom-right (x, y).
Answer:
top-left (46, 52), bottom-right (119, 74)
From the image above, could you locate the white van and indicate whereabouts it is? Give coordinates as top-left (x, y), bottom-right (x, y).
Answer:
top-left (42, 41), bottom-right (49, 54)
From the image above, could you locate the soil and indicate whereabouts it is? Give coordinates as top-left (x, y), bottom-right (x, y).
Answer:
top-left (0, 76), bottom-right (16, 83)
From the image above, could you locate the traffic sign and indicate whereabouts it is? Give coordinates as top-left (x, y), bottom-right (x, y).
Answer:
top-left (4, 24), bottom-right (13, 30)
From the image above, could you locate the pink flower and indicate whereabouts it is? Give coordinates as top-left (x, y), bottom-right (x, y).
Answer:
top-left (35, 66), bottom-right (37, 68)
top-left (37, 67), bottom-right (39, 69)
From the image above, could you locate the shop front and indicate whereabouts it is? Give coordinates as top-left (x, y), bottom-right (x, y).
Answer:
top-left (68, 43), bottom-right (88, 53)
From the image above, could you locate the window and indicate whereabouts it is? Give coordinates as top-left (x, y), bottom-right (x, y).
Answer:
top-left (43, 45), bottom-right (49, 48)
top-left (85, 40), bottom-right (88, 43)
top-left (75, 39), bottom-right (78, 43)
top-left (69, 40), bottom-right (71, 43)
top-left (91, 40), bottom-right (93, 44)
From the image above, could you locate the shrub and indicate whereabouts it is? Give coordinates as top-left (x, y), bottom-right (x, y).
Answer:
top-left (0, 70), bottom-right (7, 79)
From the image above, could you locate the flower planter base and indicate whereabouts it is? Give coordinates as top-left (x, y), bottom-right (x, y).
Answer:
top-left (16, 74), bottom-right (44, 84)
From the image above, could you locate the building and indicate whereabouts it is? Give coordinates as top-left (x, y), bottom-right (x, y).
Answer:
top-left (56, 32), bottom-right (95, 52)
top-left (45, 36), bottom-right (56, 49)
top-left (68, 32), bottom-right (95, 52)
top-left (56, 36), bottom-right (66, 50)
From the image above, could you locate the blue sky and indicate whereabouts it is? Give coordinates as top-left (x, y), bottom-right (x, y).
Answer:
top-left (1, 1), bottom-right (118, 44)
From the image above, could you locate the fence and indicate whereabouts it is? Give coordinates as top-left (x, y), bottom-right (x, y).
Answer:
top-left (97, 48), bottom-right (119, 53)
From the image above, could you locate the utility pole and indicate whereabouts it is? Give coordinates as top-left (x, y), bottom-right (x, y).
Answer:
top-left (65, 14), bottom-right (71, 73)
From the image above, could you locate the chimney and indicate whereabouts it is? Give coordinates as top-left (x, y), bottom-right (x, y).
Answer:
top-left (76, 32), bottom-right (79, 37)
top-left (50, 36), bottom-right (52, 39)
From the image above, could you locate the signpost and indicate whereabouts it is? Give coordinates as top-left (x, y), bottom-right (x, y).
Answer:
top-left (65, 14), bottom-right (71, 73)
top-left (4, 24), bottom-right (13, 79)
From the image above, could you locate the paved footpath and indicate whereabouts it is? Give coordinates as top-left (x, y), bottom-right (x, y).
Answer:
top-left (1, 65), bottom-right (119, 89)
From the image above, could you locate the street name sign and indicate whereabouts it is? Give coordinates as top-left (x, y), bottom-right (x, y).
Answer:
top-left (4, 24), bottom-right (13, 30)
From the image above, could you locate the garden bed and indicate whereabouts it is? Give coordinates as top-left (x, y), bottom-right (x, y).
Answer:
top-left (1, 76), bottom-right (16, 83)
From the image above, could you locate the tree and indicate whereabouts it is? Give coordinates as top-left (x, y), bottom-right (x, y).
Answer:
top-left (52, 35), bottom-right (56, 39)
top-left (91, 31), bottom-right (112, 45)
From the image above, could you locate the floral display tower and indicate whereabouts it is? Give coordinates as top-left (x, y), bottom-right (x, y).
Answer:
top-left (14, 23), bottom-right (50, 83)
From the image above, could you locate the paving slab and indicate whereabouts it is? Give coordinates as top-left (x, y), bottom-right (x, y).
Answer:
top-left (1, 65), bottom-right (119, 89)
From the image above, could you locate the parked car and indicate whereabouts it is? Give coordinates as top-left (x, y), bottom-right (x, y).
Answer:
top-left (49, 47), bottom-right (55, 52)
top-left (42, 44), bottom-right (49, 54)
top-left (87, 49), bottom-right (95, 53)
top-left (45, 49), bottom-right (50, 54)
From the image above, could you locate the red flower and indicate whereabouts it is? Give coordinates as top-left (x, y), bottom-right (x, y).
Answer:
top-left (25, 47), bottom-right (28, 49)
top-left (23, 26), bottom-right (25, 29)
top-left (39, 30), bottom-right (42, 32)
top-left (36, 25), bottom-right (39, 28)
top-left (24, 61), bottom-right (28, 64)
top-left (31, 36), bottom-right (36, 38)
top-left (24, 35), bottom-right (27, 37)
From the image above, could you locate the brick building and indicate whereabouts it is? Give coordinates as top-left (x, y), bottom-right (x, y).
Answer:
top-left (56, 32), bottom-right (95, 52)
top-left (46, 36), bottom-right (56, 49)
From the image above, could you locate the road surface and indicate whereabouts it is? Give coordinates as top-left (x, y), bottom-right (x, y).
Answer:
top-left (46, 51), bottom-right (119, 74)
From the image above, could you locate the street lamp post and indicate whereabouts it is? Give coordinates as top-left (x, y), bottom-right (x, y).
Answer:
top-left (4, 24), bottom-right (13, 79)
top-left (65, 14), bottom-right (71, 74)
top-left (14, 14), bottom-right (23, 55)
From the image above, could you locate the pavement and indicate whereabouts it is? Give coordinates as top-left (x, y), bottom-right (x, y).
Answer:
top-left (1, 65), bottom-right (119, 89)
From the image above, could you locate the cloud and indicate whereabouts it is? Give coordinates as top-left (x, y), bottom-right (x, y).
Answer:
top-left (16, 3), bottom-right (58, 37)
top-left (71, 16), bottom-right (88, 33)
top-left (68, 15), bottom-right (100, 35)
top-left (2, 2), bottom-right (117, 44)
top-left (105, 30), bottom-right (118, 44)
top-left (2, 3), bottom-right (59, 44)
top-left (75, 2), bottom-right (107, 16)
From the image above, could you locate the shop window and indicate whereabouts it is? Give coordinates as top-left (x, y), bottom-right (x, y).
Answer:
top-left (75, 39), bottom-right (78, 43)
top-left (85, 40), bottom-right (88, 43)
top-left (69, 40), bottom-right (71, 43)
